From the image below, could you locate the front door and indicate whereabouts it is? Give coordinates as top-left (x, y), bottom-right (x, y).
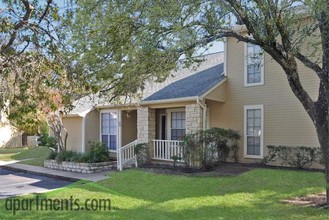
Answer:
top-left (101, 111), bottom-right (118, 151)
top-left (160, 114), bottom-right (166, 140)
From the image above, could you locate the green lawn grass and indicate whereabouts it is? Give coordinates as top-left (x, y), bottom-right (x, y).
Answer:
top-left (0, 146), bottom-right (51, 166)
top-left (0, 168), bottom-right (328, 219)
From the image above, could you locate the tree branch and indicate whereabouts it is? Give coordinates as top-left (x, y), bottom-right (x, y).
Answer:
top-left (294, 52), bottom-right (322, 75)
top-left (1, 0), bottom-right (34, 53)
top-left (38, 0), bottom-right (53, 24)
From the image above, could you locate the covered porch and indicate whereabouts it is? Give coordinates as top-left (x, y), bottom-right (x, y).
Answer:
top-left (138, 101), bottom-right (206, 162)
top-left (138, 62), bottom-right (227, 163)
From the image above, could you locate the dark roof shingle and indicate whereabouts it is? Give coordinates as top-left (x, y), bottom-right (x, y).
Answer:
top-left (143, 63), bottom-right (225, 101)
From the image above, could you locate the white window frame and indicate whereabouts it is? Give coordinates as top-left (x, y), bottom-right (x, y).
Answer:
top-left (166, 108), bottom-right (185, 140)
top-left (244, 43), bottom-right (264, 87)
top-left (100, 109), bottom-right (120, 152)
top-left (224, 37), bottom-right (228, 76)
top-left (244, 105), bottom-right (264, 159)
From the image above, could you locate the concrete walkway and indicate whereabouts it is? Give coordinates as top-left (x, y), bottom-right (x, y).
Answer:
top-left (0, 161), bottom-right (114, 182)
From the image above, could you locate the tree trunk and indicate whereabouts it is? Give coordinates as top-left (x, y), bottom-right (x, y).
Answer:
top-left (316, 126), bottom-right (329, 206)
top-left (283, 66), bottom-right (329, 205)
top-left (314, 79), bottom-right (329, 205)
top-left (47, 111), bottom-right (67, 152)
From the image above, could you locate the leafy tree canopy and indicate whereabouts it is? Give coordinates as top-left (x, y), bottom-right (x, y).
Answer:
top-left (0, 1), bottom-right (80, 150)
top-left (66, 1), bottom-right (323, 98)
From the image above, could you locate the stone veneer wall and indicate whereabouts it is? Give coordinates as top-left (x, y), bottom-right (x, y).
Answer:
top-left (44, 160), bottom-right (115, 173)
top-left (185, 104), bottom-right (203, 134)
top-left (137, 107), bottom-right (156, 159)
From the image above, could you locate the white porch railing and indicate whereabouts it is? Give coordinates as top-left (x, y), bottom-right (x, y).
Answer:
top-left (117, 140), bottom-right (138, 171)
top-left (152, 140), bottom-right (184, 161)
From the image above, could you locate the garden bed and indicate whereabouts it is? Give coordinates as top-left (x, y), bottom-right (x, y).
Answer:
top-left (44, 159), bottom-right (116, 173)
top-left (139, 161), bottom-right (325, 177)
top-left (139, 162), bottom-right (253, 176)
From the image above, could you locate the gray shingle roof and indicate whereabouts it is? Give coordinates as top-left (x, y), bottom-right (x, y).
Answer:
top-left (143, 63), bottom-right (225, 102)
top-left (66, 94), bottom-right (99, 116)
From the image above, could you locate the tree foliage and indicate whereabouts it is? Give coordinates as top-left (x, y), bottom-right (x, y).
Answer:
top-left (0, 1), bottom-right (80, 151)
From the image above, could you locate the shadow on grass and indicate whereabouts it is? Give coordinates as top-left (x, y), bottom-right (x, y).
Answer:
top-left (0, 168), bottom-right (327, 219)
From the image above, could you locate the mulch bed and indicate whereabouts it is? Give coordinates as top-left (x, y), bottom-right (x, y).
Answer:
top-left (139, 162), bottom-right (253, 176)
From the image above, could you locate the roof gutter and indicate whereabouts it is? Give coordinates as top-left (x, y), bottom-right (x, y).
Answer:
top-left (96, 103), bottom-right (139, 109)
top-left (141, 96), bottom-right (199, 105)
top-left (62, 114), bottom-right (81, 118)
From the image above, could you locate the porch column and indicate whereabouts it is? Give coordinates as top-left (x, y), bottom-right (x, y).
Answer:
top-left (137, 107), bottom-right (156, 160)
top-left (185, 104), bottom-right (203, 134)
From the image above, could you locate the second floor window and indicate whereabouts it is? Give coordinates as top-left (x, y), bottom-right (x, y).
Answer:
top-left (245, 43), bottom-right (264, 86)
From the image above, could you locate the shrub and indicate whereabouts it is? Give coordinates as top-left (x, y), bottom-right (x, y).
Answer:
top-left (171, 155), bottom-right (182, 169)
top-left (134, 143), bottom-right (148, 165)
top-left (69, 152), bottom-right (86, 163)
top-left (39, 133), bottom-right (57, 149)
top-left (265, 145), bottom-right (320, 168)
top-left (202, 128), bottom-right (241, 162)
top-left (182, 132), bottom-right (206, 169)
top-left (182, 128), bottom-right (241, 169)
top-left (47, 150), bottom-right (58, 160)
top-left (55, 150), bottom-right (77, 163)
top-left (51, 142), bottom-right (110, 164)
top-left (87, 142), bottom-right (110, 163)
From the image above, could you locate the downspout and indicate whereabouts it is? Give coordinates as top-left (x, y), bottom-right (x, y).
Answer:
top-left (197, 98), bottom-right (207, 131)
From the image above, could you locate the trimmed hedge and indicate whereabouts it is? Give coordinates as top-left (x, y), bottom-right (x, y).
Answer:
top-left (265, 145), bottom-right (321, 168)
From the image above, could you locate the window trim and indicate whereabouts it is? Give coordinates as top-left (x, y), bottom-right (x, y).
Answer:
top-left (224, 37), bottom-right (228, 76)
top-left (166, 108), bottom-right (185, 140)
top-left (244, 43), bottom-right (265, 87)
top-left (99, 109), bottom-right (119, 152)
top-left (244, 104), bottom-right (264, 159)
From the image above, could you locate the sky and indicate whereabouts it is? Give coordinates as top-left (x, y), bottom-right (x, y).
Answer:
top-left (197, 41), bottom-right (224, 55)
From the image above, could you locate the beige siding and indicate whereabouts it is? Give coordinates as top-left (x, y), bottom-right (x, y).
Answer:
top-left (85, 109), bottom-right (100, 152)
top-left (63, 117), bottom-right (83, 152)
top-left (121, 110), bottom-right (137, 146)
top-left (0, 124), bottom-right (22, 148)
top-left (207, 37), bottom-right (319, 163)
top-left (0, 113), bottom-right (22, 148)
top-left (205, 81), bottom-right (227, 102)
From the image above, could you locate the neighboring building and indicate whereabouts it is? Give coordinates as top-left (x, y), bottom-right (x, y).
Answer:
top-left (0, 111), bottom-right (22, 148)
